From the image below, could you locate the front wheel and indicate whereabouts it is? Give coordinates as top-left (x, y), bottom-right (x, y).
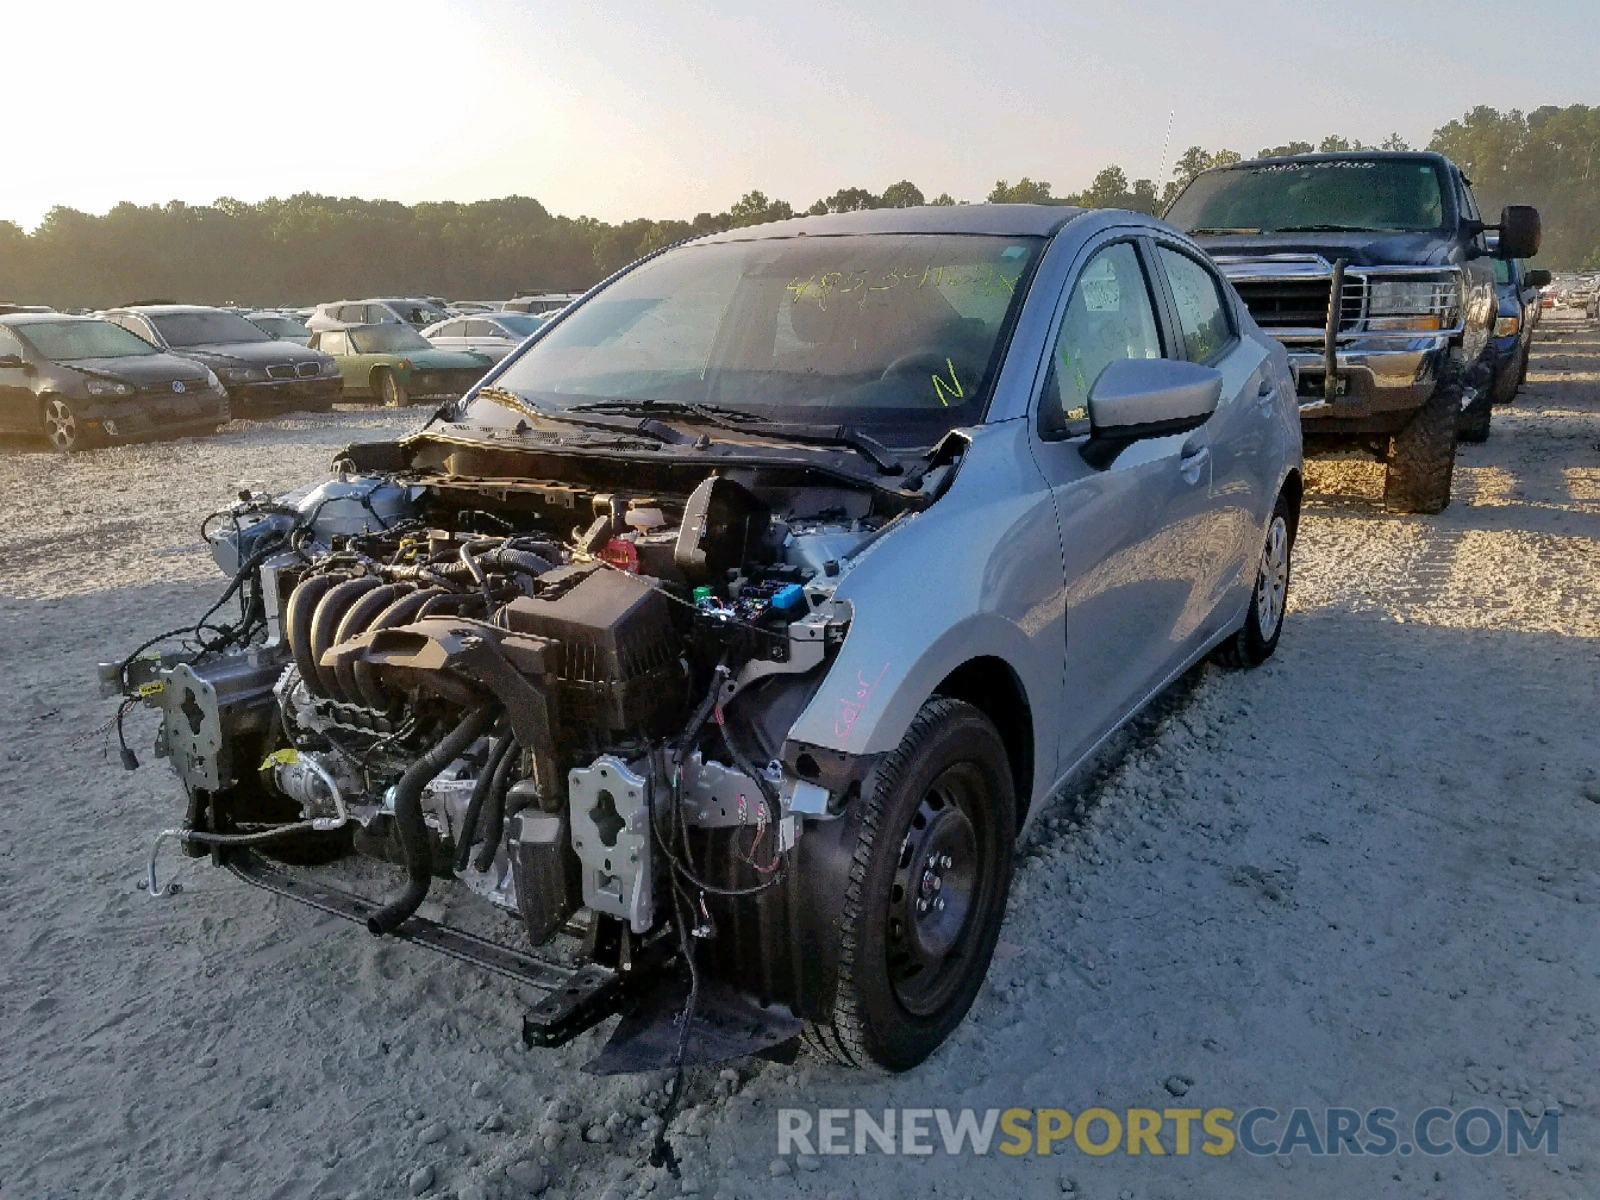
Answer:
top-left (376, 369), bottom-right (408, 408)
top-left (805, 698), bottom-right (1015, 1072)
top-left (1383, 385), bottom-right (1457, 514)
top-left (1214, 493), bottom-right (1293, 668)
top-left (1457, 384), bottom-right (1493, 443)
top-left (41, 396), bottom-right (91, 452)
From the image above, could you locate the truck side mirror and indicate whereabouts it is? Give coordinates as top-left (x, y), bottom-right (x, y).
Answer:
top-left (1525, 269), bottom-right (1552, 289)
top-left (1495, 206), bottom-right (1541, 260)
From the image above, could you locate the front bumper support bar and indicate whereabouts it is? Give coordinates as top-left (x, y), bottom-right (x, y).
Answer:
top-left (225, 848), bottom-right (653, 1046)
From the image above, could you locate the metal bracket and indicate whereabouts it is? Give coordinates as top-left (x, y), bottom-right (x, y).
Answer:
top-left (568, 755), bottom-right (653, 934)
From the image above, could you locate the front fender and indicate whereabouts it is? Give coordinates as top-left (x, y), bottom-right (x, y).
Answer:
top-left (785, 420), bottom-right (1063, 804)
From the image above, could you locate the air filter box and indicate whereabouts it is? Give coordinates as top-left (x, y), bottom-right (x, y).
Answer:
top-left (500, 565), bottom-right (680, 739)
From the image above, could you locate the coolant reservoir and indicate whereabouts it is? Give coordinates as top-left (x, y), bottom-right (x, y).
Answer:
top-left (624, 501), bottom-right (666, 531)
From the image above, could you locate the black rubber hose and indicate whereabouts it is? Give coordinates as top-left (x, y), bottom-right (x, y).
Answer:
top-left (453, 732), bottom-right (512, 873)
top-left (472, 737), bottom-right (522, 872)
top-left (367, 705), bottom-right (497, 936)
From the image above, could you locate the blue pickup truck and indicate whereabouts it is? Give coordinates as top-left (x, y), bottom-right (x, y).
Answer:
top-left (1166, 151), bottom-right (1541, 513)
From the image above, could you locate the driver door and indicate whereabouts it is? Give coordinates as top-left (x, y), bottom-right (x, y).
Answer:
top-left (1028, 236), bottom-right (1219, 773)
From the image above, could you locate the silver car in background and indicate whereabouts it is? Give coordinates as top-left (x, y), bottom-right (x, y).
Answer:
top-left (419, 311), bottom-right (547, 362)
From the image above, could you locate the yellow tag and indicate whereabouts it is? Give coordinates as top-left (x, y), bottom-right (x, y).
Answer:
top-left (261, 748), bottom-right (300, 770)
top-left (136, 681), bottom-right (166, 698)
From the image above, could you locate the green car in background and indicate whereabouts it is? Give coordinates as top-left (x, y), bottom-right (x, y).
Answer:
top-left (307, 323), bottom-right (492, 407)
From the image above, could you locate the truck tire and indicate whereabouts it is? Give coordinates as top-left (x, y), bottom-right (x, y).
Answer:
top-left (1492, 352), bottom-right (1522, 404)
top-left (1214, 493), bottom-right (1293, 668)
top-left (805, 698), bottom-right (1015, 1072)
top-left (1383, 385), bottom-right (1457, 514)
top-left (1457, 384), bottom-right (1493, 443)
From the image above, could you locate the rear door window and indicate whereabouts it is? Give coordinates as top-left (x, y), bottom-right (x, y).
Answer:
top-left (1156, 247), bottom-right (1235, 364)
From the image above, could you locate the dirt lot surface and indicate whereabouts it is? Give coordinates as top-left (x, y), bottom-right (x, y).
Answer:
top-left (2, 316), bottom-right (1597, 1200)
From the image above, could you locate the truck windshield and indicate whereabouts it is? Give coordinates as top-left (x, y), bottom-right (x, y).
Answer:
top-left (471, 233), bottom-right (1043, 448)
top-left (1167, 160), bottom-right (1448, 235)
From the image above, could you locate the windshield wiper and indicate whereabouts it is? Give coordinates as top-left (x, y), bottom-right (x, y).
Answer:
top-left (472, 387), bottom-right (683, 444)
top-left (1186, 226), bottom-right (1263, 235)
top-left (568, 399), bottom-right (904, 474)
top-left (1269, 224), bottom-right (1403, 233)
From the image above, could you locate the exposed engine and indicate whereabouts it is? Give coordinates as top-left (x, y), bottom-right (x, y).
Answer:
top-left (109, 458), bottom-right (901, 1055)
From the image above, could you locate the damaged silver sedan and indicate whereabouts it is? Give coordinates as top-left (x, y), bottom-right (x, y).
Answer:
top-left (108, 204), bottom-right (1301, 1083)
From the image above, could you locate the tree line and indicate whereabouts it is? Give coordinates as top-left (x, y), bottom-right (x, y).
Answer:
top-left (2, 104), bottom-right (1595, 309)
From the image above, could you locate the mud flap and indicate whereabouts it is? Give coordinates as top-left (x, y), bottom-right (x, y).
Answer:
top-left (583, 967), bottom-right (804, 1075)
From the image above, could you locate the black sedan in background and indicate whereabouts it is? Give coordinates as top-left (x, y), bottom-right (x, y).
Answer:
top-left (100, 305), bottom-right (342, 414)
top-left (0, 314), bottom-right (228, 450)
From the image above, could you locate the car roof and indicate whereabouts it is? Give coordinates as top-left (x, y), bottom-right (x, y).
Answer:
top-left (693, 203), bottom-right (1087, 244)
top-left (112, 303), bottom-right (234, 314)
top-left (0, 312), bottom-right (103, 326)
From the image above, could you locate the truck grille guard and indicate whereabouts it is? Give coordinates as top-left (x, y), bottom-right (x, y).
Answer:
top-left (1214, 253), bottom-right (1467, 408)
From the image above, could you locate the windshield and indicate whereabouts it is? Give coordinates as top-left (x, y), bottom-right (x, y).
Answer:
top-left (494, 313), bottom-right (544, 337)
top-left (389, 301), bottom-right (447, 325)
top-left (1167, 159), bottom-right (1448, 235)
top-left (1492, 259), bottom-right (1513, 285)
top-left (350, 325), bottom-right (431, 353)
top-left (473, 233), bottom-right (1042, 446)
top-left (150, 310), bottom-right (273, 346)
top-left (18, 319), bottom-right (160, 360)
top-left (250, 314), bottom-right (311, 338)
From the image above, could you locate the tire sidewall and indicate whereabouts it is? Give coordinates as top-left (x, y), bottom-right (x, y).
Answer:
top-left (843, 704), bottom-right (1015, 1070)
top-left (1241, 497), bottom-right (1291, 659)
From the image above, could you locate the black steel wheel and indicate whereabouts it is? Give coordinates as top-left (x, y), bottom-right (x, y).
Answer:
top-left (805, 697), bottom-right (1015, 1071)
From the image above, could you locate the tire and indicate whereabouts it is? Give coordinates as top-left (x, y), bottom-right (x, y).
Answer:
top-left (1457, 383), bottom-right (1493, 443)
top-left (376, 369), bottom-right (408, 408)
top-left (1383, 384), bottom-right (1458, 514)
top-left (40, 395), bottom-right (91, 452)
top-left (805, 698), bottom-right (1016, 1072)
top-left (1491, 353), bottom-right (1521, 405)
top-left (1214, 493), bottom-right (1292, 668)
top-left (1516, 345), bottom-right (1530, 388)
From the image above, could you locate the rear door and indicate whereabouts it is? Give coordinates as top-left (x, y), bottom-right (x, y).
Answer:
top-left (1150, 239), bottom-right (1273, 633)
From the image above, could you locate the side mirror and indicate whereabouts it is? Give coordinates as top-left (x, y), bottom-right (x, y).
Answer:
top-left (0, 353), bottom-right (24, 369)
top-left (1087, 357), bottom-right (1222, 439)
top-left (1495, 205), bottom-right (1542, 260)
top-left (1525, 269), bottom-right (1552, 289)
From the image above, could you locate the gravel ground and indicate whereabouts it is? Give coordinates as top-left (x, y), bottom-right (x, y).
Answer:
top-left (1, 315), bottom-right (1597, 1200)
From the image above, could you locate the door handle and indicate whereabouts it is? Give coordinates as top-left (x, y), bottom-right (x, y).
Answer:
top-left (1179, 445), bottom-right (1210, 484)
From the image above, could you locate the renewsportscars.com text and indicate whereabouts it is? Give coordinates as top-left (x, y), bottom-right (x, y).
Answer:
top-left (776, 1106), bottom-right (1558, 1158)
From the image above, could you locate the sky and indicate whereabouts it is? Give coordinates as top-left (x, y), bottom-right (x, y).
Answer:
top-left (4, 0), bottom-right (1597, 231)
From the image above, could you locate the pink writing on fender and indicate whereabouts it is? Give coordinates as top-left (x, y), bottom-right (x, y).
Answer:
top-left (834, 661), bottom-right (890, 741)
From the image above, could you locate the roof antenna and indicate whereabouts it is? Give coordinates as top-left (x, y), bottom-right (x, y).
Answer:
top-left (1157, 109), bottom-right (1176, 188)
